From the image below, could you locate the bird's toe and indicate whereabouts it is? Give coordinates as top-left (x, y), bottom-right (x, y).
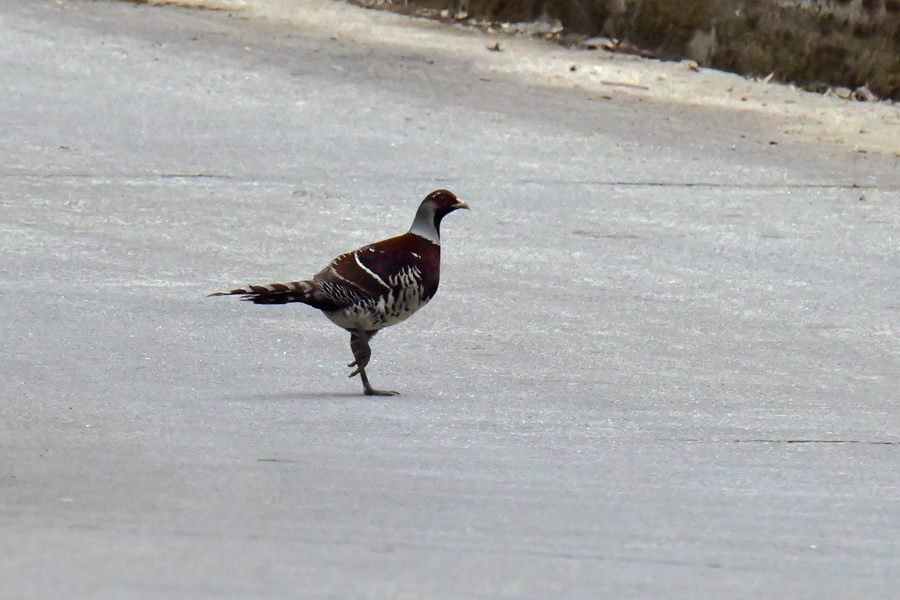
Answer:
top-left (365, 388), bottom-right (400, 397)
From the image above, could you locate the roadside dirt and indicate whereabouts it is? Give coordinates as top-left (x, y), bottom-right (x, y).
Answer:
top-left (137, 0), bottom-right (900, 157)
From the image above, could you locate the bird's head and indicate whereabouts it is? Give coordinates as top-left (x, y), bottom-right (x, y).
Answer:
top-left (409, 189), bottom-right (468, 244)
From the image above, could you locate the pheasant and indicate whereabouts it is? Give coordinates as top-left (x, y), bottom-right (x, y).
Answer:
top-left (211, 189), bottom-right (468, 396)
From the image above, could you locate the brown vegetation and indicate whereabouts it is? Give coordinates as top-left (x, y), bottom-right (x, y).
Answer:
top-left (381, 0), bottom-right (900, 100)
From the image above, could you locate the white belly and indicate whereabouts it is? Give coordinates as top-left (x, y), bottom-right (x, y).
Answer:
top-left (323, 288), bottom-right (431, 332)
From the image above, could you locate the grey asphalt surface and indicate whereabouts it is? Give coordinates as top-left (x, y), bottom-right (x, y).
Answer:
top-left (2, 0), bottom-right (900, 597)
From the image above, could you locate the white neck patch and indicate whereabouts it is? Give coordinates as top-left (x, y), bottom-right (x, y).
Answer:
top-left (408, 204), bottom-right (440, 245)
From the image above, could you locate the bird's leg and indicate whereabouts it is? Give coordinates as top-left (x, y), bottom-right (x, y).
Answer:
top-left (347, 331), bottom-right (371, 374)
top-left (348, 330), bottom-right (398, 396)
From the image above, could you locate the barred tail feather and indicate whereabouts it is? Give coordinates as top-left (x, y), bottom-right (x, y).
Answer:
top-left (208, 280), bottom-right (316, 304)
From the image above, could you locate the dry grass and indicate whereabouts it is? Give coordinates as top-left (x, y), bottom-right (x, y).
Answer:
top-left (397, 0), bottom-right (900, 100)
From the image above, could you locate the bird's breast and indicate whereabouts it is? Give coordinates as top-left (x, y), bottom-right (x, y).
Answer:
top-left (324, 284), bottom-right (433, 331)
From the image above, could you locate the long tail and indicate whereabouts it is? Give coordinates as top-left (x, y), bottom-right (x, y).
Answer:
top-left (208, 280), bottom-right (316, 304)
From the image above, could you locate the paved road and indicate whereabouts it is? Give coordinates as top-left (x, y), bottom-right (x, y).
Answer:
top-left (2, 1), bottom-right (899, 597)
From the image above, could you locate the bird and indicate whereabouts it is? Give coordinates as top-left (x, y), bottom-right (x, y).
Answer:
top-left (210, 189), bottom-right (468, 396)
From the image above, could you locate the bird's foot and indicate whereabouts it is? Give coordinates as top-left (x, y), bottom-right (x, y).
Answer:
top-left (348, 357), bottom-right (369, 378)
top-left (348, 361), bottom-right (374, 379)
top-left (356, 367), bottom-right (398, 396)
top-left (364, 387), bottom-right (400, 397)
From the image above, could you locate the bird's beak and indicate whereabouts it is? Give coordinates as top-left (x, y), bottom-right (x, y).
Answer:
top-left (453, 201), bottom-right (470, 210)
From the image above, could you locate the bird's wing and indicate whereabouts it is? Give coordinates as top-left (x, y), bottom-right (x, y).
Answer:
top-left (322, 233), bottom-right (434, 285)
top-left (313, 243), bottom-right (396, 302)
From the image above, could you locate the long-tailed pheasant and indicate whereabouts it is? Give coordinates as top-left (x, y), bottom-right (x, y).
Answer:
top-left (211, 189), bottom-right (468, 396)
